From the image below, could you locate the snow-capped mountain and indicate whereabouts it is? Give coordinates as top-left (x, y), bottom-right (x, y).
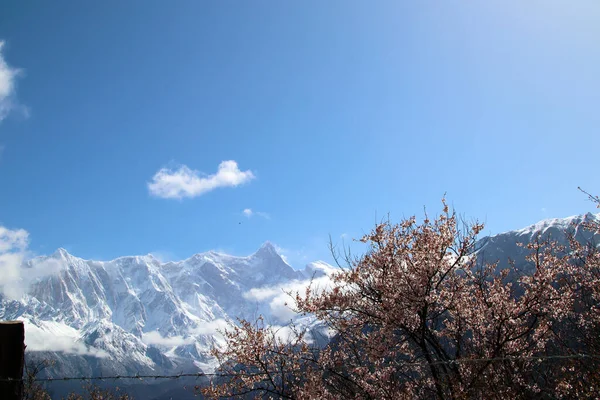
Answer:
top-left (0, 242), bottom-right (331, 382)
top-left (474, 212), bottom-right (600, 273)
top-left (0, 213), bottom-right (598, 398)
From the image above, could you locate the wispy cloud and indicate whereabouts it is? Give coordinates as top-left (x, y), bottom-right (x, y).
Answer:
top-left (267, 324), bottom-right (313, 345)
top-left (0, 40), bottom-right (26, 123)
top-left (242, 208), bottom-right (270, 219)
top-left (23, 319), bottom-right (109, 358)
top-left (270, 243), bottom-right (324, 269)
top-left (142, 319), bottom-right (230, 348)
top-left (0, 225), bottom-right (66, 300)
top-left (0, 225), bottom-right (28, 252)
top-left (148, 160), bottom-right (255, 199)
top-left (148, 250), bottom-right (178, 263)
top-left (244, 275), bottom-right (335, 322)
top-left (142, 331), bottom-right (194, 347)
top-left (191, 319), bottom-right (229, 336)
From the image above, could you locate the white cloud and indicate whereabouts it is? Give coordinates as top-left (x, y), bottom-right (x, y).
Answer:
top-left (142, 319), bottom-right (230, 347)
top-left (244, 275), bottom-right (335, 322)
top-left (242, 208), bottom-right (270, 219)
top-left (142, 331), bottom-right (194, 347)
top-left (268, 324), bottom-right (313, 345)
top-left (0, 40), bottom-right (25, 122)
top-left (191, 319), bottom-right (229, 336)
top-left (245, 285), bottom-right (282, 302)
top-left (0, 225), bottom-right (28, 252)
top-left (23, 319), bottom-right (109, 358)
top-left (0, 225), bottom-right (66, 300)
top-left (148, 250), bottom-right (178, 263)
top-left (148, 160), bottom-right (255, 199)
top-left (269, 295), bottom-right (297, 321)
top-left (0, 251), bottom-right (25, 297)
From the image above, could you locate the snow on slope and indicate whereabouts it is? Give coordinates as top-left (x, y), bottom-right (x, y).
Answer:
top-left (475, 212), bottom-right (600, 273)
top-left (0, 241), bottom-right (334, 376)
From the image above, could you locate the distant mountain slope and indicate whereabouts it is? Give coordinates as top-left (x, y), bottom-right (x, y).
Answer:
top-left (475, 212), bottom-right (600, 273)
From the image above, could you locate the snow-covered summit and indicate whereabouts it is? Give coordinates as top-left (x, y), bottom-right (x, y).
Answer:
top-left (0, 242), bottom-right (327, 379)
top-left (253, 241), bottom-right (280, 258)
top-left (510, 212), bottom-right (600, 238)
top-left (476, 212), bottom-right (600, 273)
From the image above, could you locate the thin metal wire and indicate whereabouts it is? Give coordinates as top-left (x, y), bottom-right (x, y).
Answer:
top-left (0, 353), bottom-right (597, 383)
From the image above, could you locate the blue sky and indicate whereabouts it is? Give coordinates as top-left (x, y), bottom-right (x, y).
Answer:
top-left (0, 1), bottom-right (599, 267)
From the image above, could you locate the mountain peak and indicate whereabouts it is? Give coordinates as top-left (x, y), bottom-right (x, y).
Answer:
top-left (583, 212), bottom-right (599, 221)
top-left (255, 241), bottom-right (278, 256)
top-left (497, 212), bottom-right (599, 239)
top-left (51, 247), bottom-right (70, 258)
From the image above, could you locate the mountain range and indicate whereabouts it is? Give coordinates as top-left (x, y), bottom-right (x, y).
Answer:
top-left (1, 213), bottom-right (598, 399)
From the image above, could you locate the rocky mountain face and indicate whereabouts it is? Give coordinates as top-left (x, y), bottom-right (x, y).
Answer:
top-left (1, 214), bottom-right (598, 399)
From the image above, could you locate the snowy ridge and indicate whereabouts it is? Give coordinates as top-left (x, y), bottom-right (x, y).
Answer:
top-left (503, 212), bottom-right (599, 238)
top-left (0, 242), bottom-right (327, 377)
top-left (475, 212), bottom-right (600, 274)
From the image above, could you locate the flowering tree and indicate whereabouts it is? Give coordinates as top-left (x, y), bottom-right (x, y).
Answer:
top-left (548, 188), bottom-right (600, 396)
top-left (202, 198), bottom-right (600, 399)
